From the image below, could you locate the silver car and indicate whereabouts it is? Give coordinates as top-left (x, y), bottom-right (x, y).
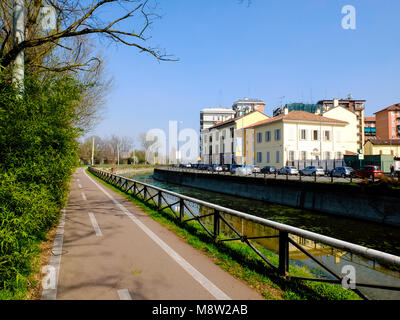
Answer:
top-left (235, 165), bottom-right (253, 176)
top-left (300, 166), bottom-right (325, 176)
top-left (278, 166), bottom-right (299, 175)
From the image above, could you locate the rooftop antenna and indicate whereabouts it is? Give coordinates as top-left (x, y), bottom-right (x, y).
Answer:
top-left (279, 96), bottom-right (285, 107)
top-left (347, 93), bottom-right (353, 100)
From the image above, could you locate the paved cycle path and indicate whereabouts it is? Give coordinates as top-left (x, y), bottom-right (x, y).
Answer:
top-left (47, 167), bottom-right (263, 300)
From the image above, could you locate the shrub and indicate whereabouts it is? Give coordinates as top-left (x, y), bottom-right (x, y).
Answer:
top-left (0, 73), bottom-right (82, 298)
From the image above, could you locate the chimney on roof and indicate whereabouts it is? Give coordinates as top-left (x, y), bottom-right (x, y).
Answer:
top-left (284, 106), bottom-right (289, 115)
top-left (333, 99), bottom-right (339, 108)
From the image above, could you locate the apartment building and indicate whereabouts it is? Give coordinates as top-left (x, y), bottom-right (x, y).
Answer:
top-left (374, 103), bottom-right (400, 140)
top-left (245, 108), bottom-right (358, 169)
top-left (364, 116), bottom-right (376, 142)
top-left (201, 110), bottom-right (269, 165)
top-left (200, 107), bottom-right (236, 157)
top-left (317, 99), bottom-right (365, 151)
top-left (232, 98), bottom-right (265, 117)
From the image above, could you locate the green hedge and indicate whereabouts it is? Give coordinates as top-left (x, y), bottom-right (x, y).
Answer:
top-left (0, 73), bottom-right (82, 299)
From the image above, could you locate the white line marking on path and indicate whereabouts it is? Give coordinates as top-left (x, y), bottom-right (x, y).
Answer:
top-left (81, 192), bottom-right (87, 201)
top-left (88, 212), bottom-right (103, 236)
top-left (78, 184), bottom-right (82, 189)
top-left (41, 208), bottom-right (66, 300)
top-left (84, 170), bottom-right (231, 300)
top-left (117, 289), bottom-right (132, 300)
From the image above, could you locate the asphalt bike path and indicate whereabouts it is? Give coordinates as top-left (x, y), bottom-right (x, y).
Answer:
top-left (46, 168), bottom-right (263, 300)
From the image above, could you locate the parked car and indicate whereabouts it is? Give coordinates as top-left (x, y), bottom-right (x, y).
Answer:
top-left (330, 167), bottom-right (354, 178)
top-left (230, 164), bottom-right (242, 174)
top-left (278, 166), bottom-right (299, 175)
top-left (213, 164), bottom-right (224, 172)
top-left (198, 164), bottom-right (208, 170)
top-left (300, 166), bottom-right (325, 176)
top-left (235, 165), bottom-right (253, 176)
top-left (252, 165), bottom-right (261, 173)
top-left (261, 166), bottom-right (276, 174)
top-left (353, 166), bottom-right (383, 179)
top-left (221, 164), bottom-right (230, 172)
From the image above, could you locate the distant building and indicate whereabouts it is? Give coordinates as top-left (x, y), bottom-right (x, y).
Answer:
top-left (317, 99), bottom-right (366, 152)
top-left (273, 103), bottom-right (322, 117)
top-left (374, 103), bottom-right (400, 140)
top-left (232, 98), bottom-right (265, 117)
top-left (201, 110), bottom-right (269, 165)
top-left (200, 107), bottom-right (236, 131)
top-left (200, 107), bottom-right (236, 158)
top-left (364, 116), bottom-right (376, 142)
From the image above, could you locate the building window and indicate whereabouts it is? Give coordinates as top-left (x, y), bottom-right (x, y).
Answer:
top-left (289, 151), bottom-right (295, 161)
top-left (230, 128), bottom-right (234, 138)
top-left (265, 131), bottom-right (271, 142)
top-left (301, 151), bottom-right (307, 160)
top-left (209, 135), bottom-right (212, 143)
top-left (300, 129), bottom-right (307, 140)
top-left (312, 130), bottom-right (319, 141)
top-left (266, 152), bottom-right (270, 163)
top-left (276, 151), bottom-right (280, 163)
top-left (336, 152), bottom-right (343, 159)
top-left (257, 132), bottom-right (262, 143)
top-left (275, 129), bottom-right (281, 141)
top-left (257, 152), bottom-right (262, 163)
top-left (324, 131), bottom-right (331, 141)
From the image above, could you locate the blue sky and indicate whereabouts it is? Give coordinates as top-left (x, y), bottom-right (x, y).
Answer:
top-left (88, 0), bottom-right (400, 145)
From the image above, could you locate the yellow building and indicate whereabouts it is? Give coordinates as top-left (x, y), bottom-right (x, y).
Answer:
top-left (364, 139), bottom-right (400, 157)
top-left (245, 110), bottom-right (358, 170)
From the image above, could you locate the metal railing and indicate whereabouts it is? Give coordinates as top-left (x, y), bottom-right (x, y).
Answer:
top-left (89, 167), bottom-right (400, 300)
top-left (162, 165), bottom-right (395, 184)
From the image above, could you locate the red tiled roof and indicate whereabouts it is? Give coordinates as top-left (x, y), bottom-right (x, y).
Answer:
top-left (368, 139), bottom-right (400, 145)
top-left (244, 111), bottom-right (348, 129)
top-left (208, 110), bottom-right (267, 130)
top-left (375, 103), bottom-right (400, 114)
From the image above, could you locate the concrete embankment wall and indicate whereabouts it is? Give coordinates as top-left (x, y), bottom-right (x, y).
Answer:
top-left (153, 169), bottom-right (400, 227)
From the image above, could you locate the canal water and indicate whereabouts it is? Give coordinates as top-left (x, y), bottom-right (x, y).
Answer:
top-left (123, 171), bottom-right (400, 300)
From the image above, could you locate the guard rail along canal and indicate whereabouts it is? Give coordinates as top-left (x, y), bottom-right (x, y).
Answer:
top-left (89, 167), bottom-right (400, 300)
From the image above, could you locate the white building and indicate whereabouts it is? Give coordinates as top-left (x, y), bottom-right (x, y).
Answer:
top-left (200, 107), bottom-right (236, 131)
top-left (202, 110), bottom-right (269, 165)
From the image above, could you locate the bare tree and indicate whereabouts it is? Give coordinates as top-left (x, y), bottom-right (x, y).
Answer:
top-left (0, 0), bottom-right (176, 73)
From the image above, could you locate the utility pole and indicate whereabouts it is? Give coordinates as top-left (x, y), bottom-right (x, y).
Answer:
top-left (91, 137), bottom-right (95, 166)
top-left (117, 144), bottom-right (120, 165)
top-left (13, 0), bottom-right (25, 92)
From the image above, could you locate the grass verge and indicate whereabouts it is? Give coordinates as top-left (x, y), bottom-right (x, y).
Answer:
top-left (87, 169), bottom-right (361, 300)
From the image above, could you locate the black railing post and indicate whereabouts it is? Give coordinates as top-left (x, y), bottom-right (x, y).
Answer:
top-left (158, 191), bottom-right (162, 211)
top-left (143, 186), bottom-right (147, 201)
top-left (214, 210), bottom-right (220, 239)
top-left (179, 198), bottom-right (185, 222)
top-left (279, 231), bottom-right (289, 276)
